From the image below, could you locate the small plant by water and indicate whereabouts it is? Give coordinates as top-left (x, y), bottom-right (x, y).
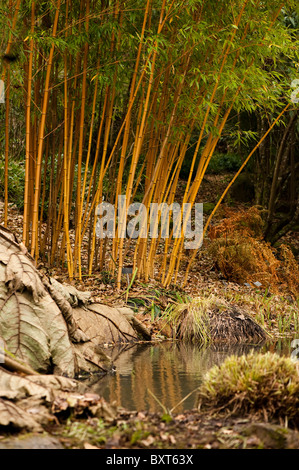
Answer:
top-left (162, 295), bottom-right (221, 345)
top-left (197, 351), bottom-right (299, 426)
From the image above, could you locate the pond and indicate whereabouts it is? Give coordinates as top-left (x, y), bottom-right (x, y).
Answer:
top-left (84, 337), bottom-right (298, 413)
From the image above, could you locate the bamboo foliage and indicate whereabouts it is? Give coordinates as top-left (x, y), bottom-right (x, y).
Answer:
top-left (0, 0), bottom-right (297, 287)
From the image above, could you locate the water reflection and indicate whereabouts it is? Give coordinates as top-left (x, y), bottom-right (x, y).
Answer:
top-left (84, 337), bottom-right (297, 413)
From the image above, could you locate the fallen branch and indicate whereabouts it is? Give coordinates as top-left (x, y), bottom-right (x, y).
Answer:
top-left (0, 351), bottom-right (39, 376)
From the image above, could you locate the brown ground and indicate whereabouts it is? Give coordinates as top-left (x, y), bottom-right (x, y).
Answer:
top-left (1, 408), bottom-right (299, 450)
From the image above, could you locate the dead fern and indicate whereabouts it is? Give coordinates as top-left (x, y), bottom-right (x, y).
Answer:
top-left (209, 206), bottom-right (265, 241)
top-left (208, 207), bottom-right (298, 295)
top-left (278, 244), bottom-right (299, 297)
top-left (208, 234), bottom-right (280, 286)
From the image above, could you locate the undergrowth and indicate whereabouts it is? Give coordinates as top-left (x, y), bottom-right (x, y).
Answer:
top-left (208, 207), bottom-right (299, 297)
top-left (0, 159), bottom-right (25, 210)
top-left (219, 288), bottom-right (299, 336)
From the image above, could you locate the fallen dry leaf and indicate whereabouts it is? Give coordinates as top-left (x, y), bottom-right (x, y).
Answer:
top-left (0, 399), bottom-right (42, 432)
top-left (83, 442), bottom-right (100, 449)
top-left (140, 435), bottom-right (155, 447)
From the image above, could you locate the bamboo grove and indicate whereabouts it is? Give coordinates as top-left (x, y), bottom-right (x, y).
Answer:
top-left (0, 0), bottom-right (298, 288)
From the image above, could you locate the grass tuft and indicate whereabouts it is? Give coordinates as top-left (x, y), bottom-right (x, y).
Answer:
top-left (197, 351), bottom-right (299, 425)
top-left (162, 295), bottom-right (224, 345)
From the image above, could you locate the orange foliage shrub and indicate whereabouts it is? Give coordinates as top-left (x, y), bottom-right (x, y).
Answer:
top-left (208, 207), bottom-right (298, 296)
top-left (209, 206), bottom-right (264, 240)
top-left (278, 244), bottom-right (299, 297)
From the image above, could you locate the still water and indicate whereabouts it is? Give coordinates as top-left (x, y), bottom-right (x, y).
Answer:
top-left (85, 338), bottom-right (297, 413)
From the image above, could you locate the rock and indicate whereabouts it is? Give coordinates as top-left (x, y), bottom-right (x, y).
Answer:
top-left (253, 281), bottom-right (262, 288)
top-left (239, 423), bottom-right (299, 449)
top-left (0, 435), bottom-right (64, 449)
top-left (0, 225), bottom-right (142, 377)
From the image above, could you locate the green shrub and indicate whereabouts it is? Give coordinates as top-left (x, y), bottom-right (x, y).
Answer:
top-left (206, 152), bottom-right (243, 174)
top-left (0, 159), bottom-right (25, 210)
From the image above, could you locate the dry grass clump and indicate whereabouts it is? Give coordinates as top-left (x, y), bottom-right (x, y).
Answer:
top-left (163, 294), bottom-right (268, 345)
top-left (163, 295), bottom-right (221, 345)
top-left (209, 306), bottom-right (268, 344)
top-left (197, 351), bottom-right (299, 425)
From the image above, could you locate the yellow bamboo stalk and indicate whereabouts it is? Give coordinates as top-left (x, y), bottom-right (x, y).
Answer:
top-left (23, 1), bottom-right (35, 245)
top-left (38, 138), bottom-right (50, 246)
top-left (144, 144), bottom-right (177, 281)
top-left (130, 45), bottom-right (190, 280)
top-left (3, 0), bottom-right (17, 228)
top-left (66, 54), bottom-right (81, 238)
top-left (83, 49), bottom-right (155, 266)
top-left (133, 52), bottom-right (190, 281)
top-left (163, 2), bottom-right (249, 286)
top-left (63, 0), bottom-right (74, 278)
top-left (82, 87), bottom-right (109, 229)
top-left (171, 9), bottom-right (284, 284)
top-left (172, 2), bottom-right (282, 285)
top-left (112, 82), bottom-right (145, 267)
top-left (1, 0), bottom-right (21, 82)
top-left (31, 0), bottom-right (61, 258)
top-left (115, 0), bottom-right (151, 203)
top-left (87, 84), bottom-right (116, 274)
top-left (4, 67), bottom-right (10, 227)
top-left (81, 55), bottom-right (101, 214)
top-left (134, 4), bottom-right (229, 282)
top-left (74, 0), bottom-right (90, 279)
top-left (116, 0), bottom-right (168, 289)
top-left (86, 0), bottom-right (124, 275)
top-left (169, 82), bottom-right (247, 286)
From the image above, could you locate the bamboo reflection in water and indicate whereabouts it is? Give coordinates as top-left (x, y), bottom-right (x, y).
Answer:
top-left (132, 346), bottom-right (185, 412)
top-left (90, 339), bottom-right (291, 412)
top-left (108, 372), bottom-right (122, 407)
top-left (131, 354), bottom-right (155, 411)
top-left (101, 343), bottom-right (204, 412)
top-left (159, 351), bottom-right (183, 412)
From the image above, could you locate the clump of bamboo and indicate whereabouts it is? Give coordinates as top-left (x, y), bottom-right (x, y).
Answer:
top-left (1, 0), bottom-right (296, 289)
